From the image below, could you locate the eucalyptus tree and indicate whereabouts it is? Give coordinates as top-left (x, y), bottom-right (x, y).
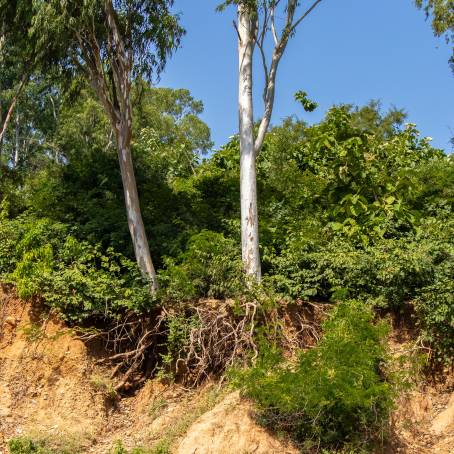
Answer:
top-left (416, 0), bottom-right (454, 71)
top-left (220, 0), bottom-right (323, 281)
top-left (0, 2), bottom-right (33, 149)
top-left (0, 1), bottom-right (184, 292)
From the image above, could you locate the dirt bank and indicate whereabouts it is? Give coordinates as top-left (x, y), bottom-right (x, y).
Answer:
top-left (0, 286), bottom-right (452, 453)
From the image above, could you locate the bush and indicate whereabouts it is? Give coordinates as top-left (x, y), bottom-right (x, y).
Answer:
top-left (266, 215), bottom-right (454, 362)
top-left (9, 437), bottom-right (51, 454)
top-left (158, 230), bottom-right (243, 301)
top-left (8, 436), bottom-right (79, 454)
top-left (0, 215), bottom-right (153, 323)
top-left (416, 259), bottom-right (454, 365)
top-left (231, 301), bottom-right (395, 450)
top-left (109, 441), bottom-right (153, 454)
top-left (269, 233), bottom-right (448, 306)
top-left (0, 206), bottom-right (29, 276)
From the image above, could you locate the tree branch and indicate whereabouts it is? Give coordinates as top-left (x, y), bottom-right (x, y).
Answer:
top-left (290, 0), bottom-right (323, 34)
top-left (0, 73), bottom-right (27, 144)
top-left (76, 31), bottom-right (119, 128)
top-left (254, 0), bottom-right (297, 155)
top-left (256, 40), bottom-right (269, 102)
top-left (270, 4), bottom-right (279, 46)
top-left (253, 0), bottom-right (322, 155)
top-left (104, 0), bottom-right (133, 144)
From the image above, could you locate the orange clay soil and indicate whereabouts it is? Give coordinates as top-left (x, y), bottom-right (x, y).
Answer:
top-left (0, 285), bottom-right (452, 454)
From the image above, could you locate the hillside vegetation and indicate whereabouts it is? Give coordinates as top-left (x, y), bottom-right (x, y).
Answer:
top-left (1, 86), bottom-right (453, 451)
top-left (0, 1), bottom-right (453, 452)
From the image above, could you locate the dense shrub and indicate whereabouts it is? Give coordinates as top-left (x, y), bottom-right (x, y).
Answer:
top-left (231, 301), bottom-right (395, 450)
top-left (0, 205), bottom-right (25, 275)
top-left (109, 441), bottom-right (153, 454)
top-left (265, 213), bottom-right (453, 362)
top-left (8, 436), bottom-right (79, 454)
top-left (268, 232), bottom-right (451, 307)
top-left (158, 230), bottom-right (243, 301)
top-left (1, 99), bottom-right (452, 374)
top-left (415, 258), bottom-right (454, 364)
top-left (0, 215), bottom-right (152, 323)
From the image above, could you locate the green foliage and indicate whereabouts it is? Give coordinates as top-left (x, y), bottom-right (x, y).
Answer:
top-left (109, 441), bottom-right (153, 454)
top-left (268, 231), bottom-right (451, 306)
top-left (294, 90), bottom-right (318, 112)
top-left (159, 230), bottom-right (243, 301)
top-left (8, 436), bottom-right (80, 454)
top-left (109, 441), bottom-right (128, 454)
top-left (231, 301), bottom-right (395, 450)
top-left (9, 437), bottom-right (51, 454)
top-left (0, 96), bottom-right (452, 368)
top-left (158, 312), bottom-right (199, 377)
top-left (415, 255), bottom-right (454, 364)
top-left (415, 0), bottom-right (454, 71)
top-left (0, 215), bottom-right (152, 323)
top-left (415, 1), bottom-right (454, 38)
top-left (0, 0), bottom-right (185, 82)
top-left (20, 323), bottom-right (46, 343)
top-left (22, 85), bottom-right (213, 262)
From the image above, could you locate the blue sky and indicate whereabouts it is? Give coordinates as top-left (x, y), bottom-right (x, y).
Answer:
top-left (159, 0), bottom-right (454, 152)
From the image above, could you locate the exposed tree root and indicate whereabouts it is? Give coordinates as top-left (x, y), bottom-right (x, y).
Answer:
top-left (77, 299), bottom-right (326, 393)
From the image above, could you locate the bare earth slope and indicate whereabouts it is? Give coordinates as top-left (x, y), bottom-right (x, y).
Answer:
top-left (0, 287), bottom-right (297, 454)
top-left (0, 286), bottom-right (452, 454)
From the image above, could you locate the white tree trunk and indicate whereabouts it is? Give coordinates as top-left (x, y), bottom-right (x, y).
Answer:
top-left (0, 100), bottom-right (3, 162)
top-left (238, 6), bottom-right (261, 281)
top-left (117, 124), bottom-right (159, 293)
top-left (14, 108), bottom-right (19, 167)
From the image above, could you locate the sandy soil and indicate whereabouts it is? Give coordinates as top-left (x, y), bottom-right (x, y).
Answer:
top-left (0, 286), bottom-right (452, 454)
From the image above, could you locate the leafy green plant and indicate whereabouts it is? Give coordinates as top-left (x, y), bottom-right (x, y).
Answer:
top-left (109, 441), bottom-right (128, 454)
top-left (0, 216), bottom-right (153, 323)
top-left (9, 437), bottom-right (50, 454)
top-left (1, 98), bottom-right (452, 383)
top-left (415, 258), bottom-right (454, 364)
top-left (158, 312), bottom-right (200, 379)
top-left (109, 441), bottom-right (153, 454)
top-left (20, 324), bottom-right (46, 343)
top-left (231, 301), bottom-right (395, 450)
top-left (8, 436), bottom-right (81, 454)
top-left (159, 230), bottom-right (243, 301)
top-left (294, 90), bottom-right (318, 112)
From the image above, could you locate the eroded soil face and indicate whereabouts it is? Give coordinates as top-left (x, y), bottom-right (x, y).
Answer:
top-left (0, 287), bottom-right (298, 454)
top-left (0, 286), bottom-right (453, 454)
top-left (0, 286), bottom-right (105, 451)
top-left (391, 383), bottom-right (454, 453)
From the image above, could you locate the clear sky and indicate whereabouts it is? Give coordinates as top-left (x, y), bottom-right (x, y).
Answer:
top-left (159, 0), bottom-right (454, 152)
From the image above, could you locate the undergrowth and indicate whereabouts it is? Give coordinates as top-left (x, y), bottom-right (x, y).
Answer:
top-left (230, 301), bottom-right (398, 452)
top-left (8, 435), bottom-right (84, 454)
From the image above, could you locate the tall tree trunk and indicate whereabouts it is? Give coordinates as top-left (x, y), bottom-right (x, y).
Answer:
top-left (116, 123), bottom-right (159, 293)
top-left (0, 74), bottom-right (27, 145)
top-left (14, 107), bottom-right (19, 167)
top-left (238, 6), bottom-right (261, 281)
top-left (77, 1), bottom-right (160, 294)
top-left (0, 99), bottom-right (3, 163)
